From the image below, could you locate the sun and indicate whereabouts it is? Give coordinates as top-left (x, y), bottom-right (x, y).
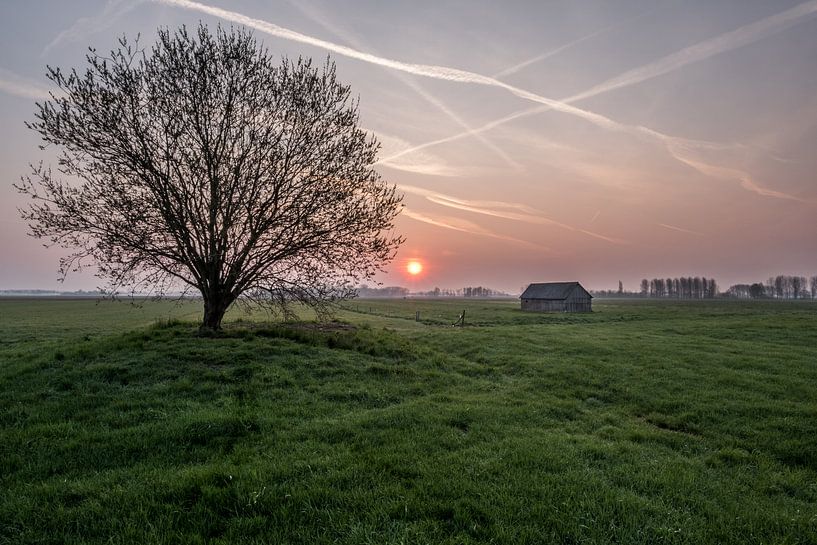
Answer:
top-left (406, 260), bottom-right (423, 276)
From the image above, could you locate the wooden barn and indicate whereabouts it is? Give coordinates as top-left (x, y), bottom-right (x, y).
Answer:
top-left (520, 282), bottom-right (593, 312)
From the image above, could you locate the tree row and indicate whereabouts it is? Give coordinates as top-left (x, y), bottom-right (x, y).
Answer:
top-left (639, 277), bottom-right (719, 299)
top-left (725, 275), bottom-right (817, 299)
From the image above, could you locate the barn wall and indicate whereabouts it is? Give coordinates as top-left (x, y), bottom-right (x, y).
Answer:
top-left (521, 297), bottom-right (592, 313)
top-left (564, 301), bottom-right (592, 312)
top-left (565, 292), bottom-right (592, 312)
top-left (522, 299), bottom-right (566, 312)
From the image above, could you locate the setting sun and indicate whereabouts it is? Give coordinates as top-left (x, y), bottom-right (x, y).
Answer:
top-left (406, 260), bottom-right (423, 276)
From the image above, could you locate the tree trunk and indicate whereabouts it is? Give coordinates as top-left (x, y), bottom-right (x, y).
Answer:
top-left (201, 296), bottom-right (230, 331)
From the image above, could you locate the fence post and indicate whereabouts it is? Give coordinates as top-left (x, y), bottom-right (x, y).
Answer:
top-left (415, 311), bottom-right (420, 322)
top-left (453, 310), bottom-right (466, 327)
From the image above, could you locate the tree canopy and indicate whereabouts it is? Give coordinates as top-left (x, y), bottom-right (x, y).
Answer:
top-left (17, 24), bottom-right (404, 329)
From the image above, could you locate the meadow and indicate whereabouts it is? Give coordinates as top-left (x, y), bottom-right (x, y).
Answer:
top-left (1, 297), bottom-right (815, 544)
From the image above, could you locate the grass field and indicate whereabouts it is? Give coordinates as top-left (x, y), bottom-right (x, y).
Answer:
top-left (1, 297), bottom-right (816, 544)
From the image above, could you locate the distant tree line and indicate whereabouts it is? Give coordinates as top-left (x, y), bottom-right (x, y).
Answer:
top-left (356, 285), bottom-right (410, 298)
top-left (725, 275), bottom-right (817, 299)
top-left (461, 286), bottom-right (508, 297)
top-left (356, 285), bottom-right (510, 298)
top-left (0, 289), bottom-right (105, 297)
top-left (595, 274), bottom-right (817, 300)
top-left (418, 286), bottom-right (510, 297)
top-left (640, 277), bottom-right (719, 299)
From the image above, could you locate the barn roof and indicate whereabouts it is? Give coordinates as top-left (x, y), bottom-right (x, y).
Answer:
top-left (520, 282), bottom-right (592, 300)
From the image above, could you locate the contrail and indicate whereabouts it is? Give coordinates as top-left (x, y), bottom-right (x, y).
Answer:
top-left (493, 27), bottom-right (612, 79)
top-left (0, 68), bottom-right (53, 100)
top-left (392, 0), bottom-right (817, 199)
top-left (495, 1), bottom-right (817, 133)
top-left (152, 0), bottom-right (815, 204)
top-left (378, 105), bottom-right (550, 164)
top-left (658, 223), bottom-right (704, 236)
top-left (48, 0), bottom-right (519, 173)
top-left (492, 5), bottom-right (659, 79)
top-left (47, 0), bottom-right (513, 172)
top-left (149, 0), bottom-right (634, 134)
top-left (286, 0), bottom-right (522, 171)
top-left (64, 0), bottom-right (817, 201)
top-left (476, 0), bottom-right (817, 158)
top-left (567, 0), bottom-right (817, 103)
top-left (68, 0), bottom-right (660, 157)
top-left (383, 77), bottom-right (523, 171)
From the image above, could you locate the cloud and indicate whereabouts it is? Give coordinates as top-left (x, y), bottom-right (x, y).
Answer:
top-left (399, 184), bottom-right (629, 245)
top-left (400, 183), bottom-right (546, 217)
top-left (400, 207), bottom-right (550, 251)
top-left (371, 131), bottom-right (462, 177)
top-left (0, 68), bottom-right (53, 100)
top-left (400, 207), bottom-right (487, 234)
top-left (666, 141), bottom-right (809, 202)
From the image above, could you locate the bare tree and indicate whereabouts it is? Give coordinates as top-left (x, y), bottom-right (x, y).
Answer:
top-left (774, 276), bottom-right (786, 299)
top-left (708, 278), bottom-right (718, 298)
top-left (811, 276), bottom-right (817, 299)
top-left (766, 277), bottom-right (776, 298)
top-left (792, 276), bottom-right (802, 299)
top-left (16, 24), bottom-right (403, 330)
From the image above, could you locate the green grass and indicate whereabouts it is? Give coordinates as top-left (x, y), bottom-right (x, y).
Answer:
top-left (1, 297), bottom-right (816, 544)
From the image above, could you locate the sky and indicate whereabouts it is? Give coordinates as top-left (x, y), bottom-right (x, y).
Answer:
top-left (1, 0), bottom-right (816, 294)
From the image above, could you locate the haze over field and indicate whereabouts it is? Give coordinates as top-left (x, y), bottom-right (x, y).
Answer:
top-left (1, 0), bottom-right (816, 292)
